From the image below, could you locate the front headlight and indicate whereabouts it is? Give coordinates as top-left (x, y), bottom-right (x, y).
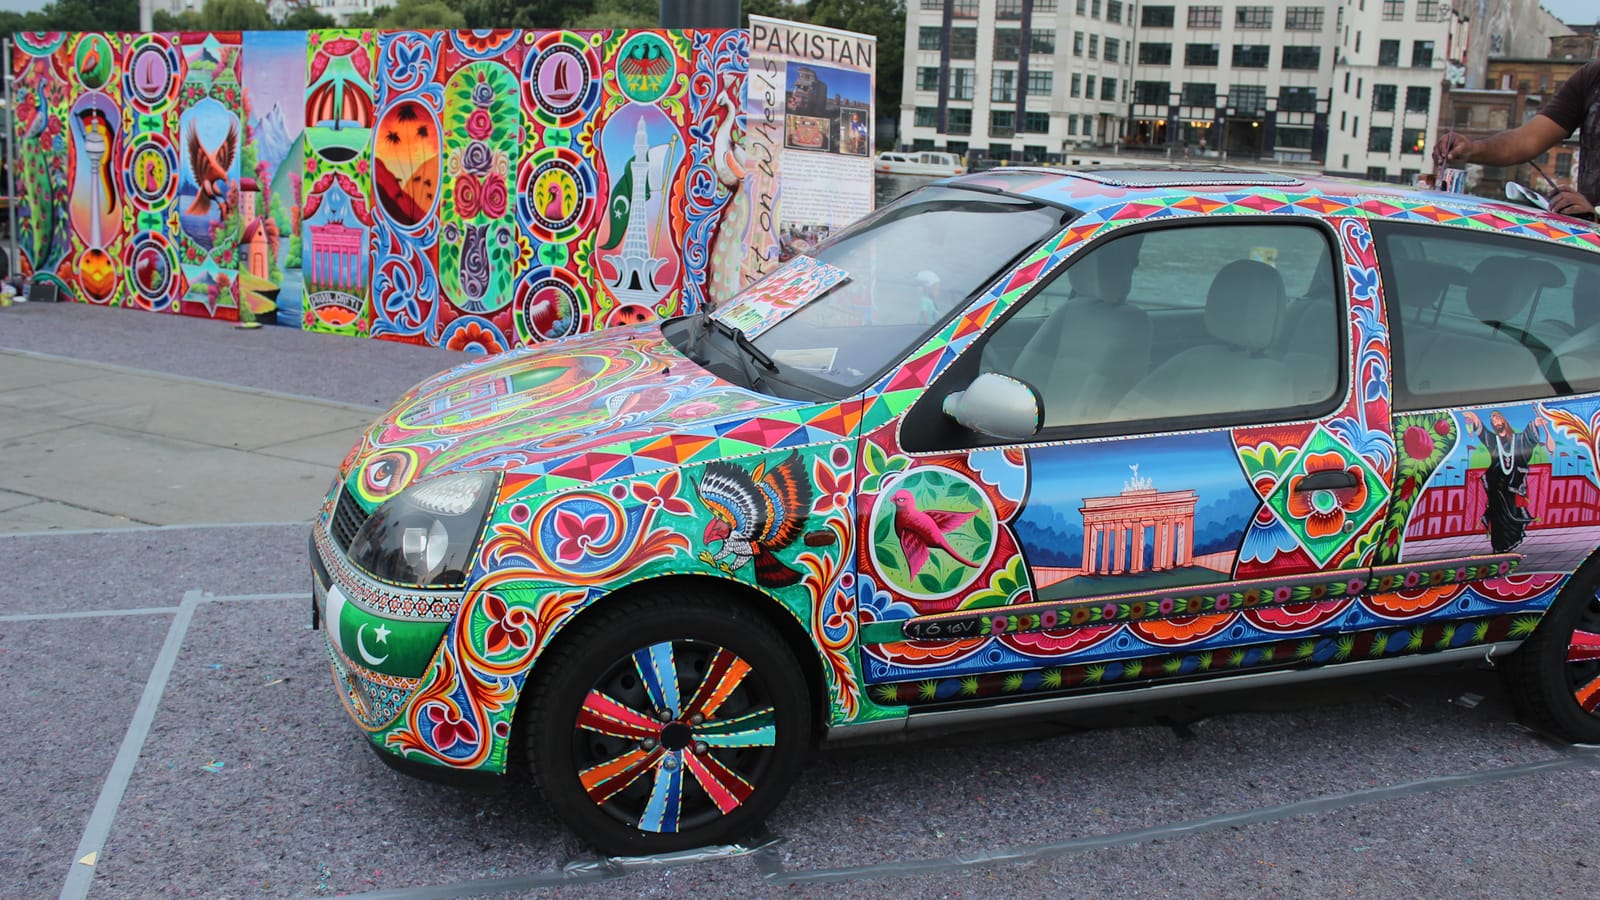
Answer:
top-left (346, 471), bottom-right (500, 588)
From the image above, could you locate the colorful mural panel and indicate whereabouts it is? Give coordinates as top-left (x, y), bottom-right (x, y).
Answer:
top-left (12, 27), bottom-right (799, 350)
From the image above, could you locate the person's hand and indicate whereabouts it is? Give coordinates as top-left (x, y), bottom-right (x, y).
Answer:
top-left (1462, 411), bottom-right (1479, 431)
top-left (1547, 189), bottom-right (1597, 220)
top-left (1432, 132), bottom-right (1473, 170)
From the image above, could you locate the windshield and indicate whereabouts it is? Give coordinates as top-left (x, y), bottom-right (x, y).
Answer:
top-left (727, 186), bottom-right (1071, 396)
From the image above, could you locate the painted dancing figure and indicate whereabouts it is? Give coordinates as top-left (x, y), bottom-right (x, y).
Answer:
top-left (1463, 410), bottom-right (1554, 553)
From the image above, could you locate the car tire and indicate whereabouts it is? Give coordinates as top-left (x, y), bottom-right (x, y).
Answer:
top-left (526, 586), bottom-right (812, 856)
top-left (1502, 555), bottom-right (1600, 743)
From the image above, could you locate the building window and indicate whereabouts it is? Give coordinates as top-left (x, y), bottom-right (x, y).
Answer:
top-left (1105, 37), bottom-right (1120, 63)
top-left (1101, 77), bottom-right (1117, 101)
top-left (1069, 114), bottom-right (1079, 135)
top-left (1412, 41), bottom-right (1434, 67)
top-left (915, 106), bottom-right (938, 127)
top-left (1405, 86), bottom-right (1431, 112)
top-left (1366, 165), bottom-right (1388, 181)
top-left (1086, 75), bottom-right (1096, 97)
top-left (917, 26), bottom-right (941, 51)
top-left (1557, 153), bottom-right (1574, 177)
top-left (995, 28), bottom-right (1021, 60)
top-left (951, 68), bottom-right (975, 100)
top-left (1076, 0), bottom-right (1085, 12)
top-left (1036, 0), bottom-right (1057, 11)
top-left (991, 109), bottom-right (1016, 137)
top-left (1368, 126), bottom-right (1393, 153)
top-left (1071, 73), bottom-right (1082, 97)
top-left (992, 68), bottom-right (1018, 103)
top-left (950, 27), bottom-right (977, 59)
top-left (1236, 5), bottom-right (1272, 29)
top-left (1279, 85), bottom-right (1317, 112)
top-left (1378, 39), bottom-right (1400, 66)
top-left (1140, 42), bottom-right (1172, 64)
top-left (1281, 45), bottom-right (1321, 70)
top-left (1073, 31), bottom-right (1084, 56)
top-left (1233, 44), bottom-right (1271, 68)
top-left (1415, 0), bottom-right (1439, 18)
top-left (953, 0), bottom-right (978, 16)
top-left (1028, 70), bottom-right (1053, 95)
top-left (1401, 127), bottom-right (1426, 153)
top-left (1231, 83), bottom-right (1267, 114)
top-left (1142, 4), bottom-right (1175, 27)
top-left (1024, 111), bottom-right (1052, 132)
top-left (1033, 30), bottom-right (1057, 53)
top-left (1285, 6), bottom-right (1324, 30)
top-left (948, 108), bottom-right (972, 135)
top-left (1372, 84), bottom-right (1396, 111)
top-left (1188, 5), bottom-right (1222, 28)
top-left (1277, 126), bottom-right (1313, 149)
top-left (1381, 0), bottom-right (1403, 19)
top-left (1107, 0), bottom-right (1123, 23)
top-left (917, 67), bottom-right (941, 91)
top-left (1089, 34), bottom-right (1100, 58)
top-left (920, 0), bottom-right (941, 10)
top-left (1134, 80), bottom-right (1170, 104)
top-left (1181, 81), bottom-right (1216, 107)
top-left (1185, 43), bottom-right (1220, 66)
top-left (996, 0), bottom-right (1023, 19)
top-left (1091, 0), bottom-right (1101, 16)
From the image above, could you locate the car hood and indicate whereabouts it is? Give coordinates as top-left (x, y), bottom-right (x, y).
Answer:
top-left (339, 322), bottom-right (797, 508)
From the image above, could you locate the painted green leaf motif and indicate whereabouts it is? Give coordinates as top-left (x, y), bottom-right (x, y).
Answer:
top-left (866, 442), bottom-right (887, 476)
top-left (917, 572), bottom-right (941, 592)
top-left (972, 515), bottom-right (992, 544)
top-left (874, 512), bottom-right (895, 548)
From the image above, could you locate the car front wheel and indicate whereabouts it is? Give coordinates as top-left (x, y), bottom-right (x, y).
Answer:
top-left (527, 588), bottom-right (812, 855)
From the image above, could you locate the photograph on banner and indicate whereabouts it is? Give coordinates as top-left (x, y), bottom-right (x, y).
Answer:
top-left (745, 16), bottom-right (876, 279)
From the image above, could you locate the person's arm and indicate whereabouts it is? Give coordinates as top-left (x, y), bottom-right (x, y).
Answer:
top-left (1435, 115), bottom-right (1571, 168)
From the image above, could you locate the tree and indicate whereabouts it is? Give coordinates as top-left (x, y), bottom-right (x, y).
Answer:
top-left (460, 0), bottom-right (591, 30)
top-left (342, 8), bottom-right (382, 25)
top-left (743, 0), bottom-right (804, 26)
top-left (26, 0), bottom-right (138, 31)
top-left (281, 5), bottom-right (337, 27)
top-left (193, 0), bottom-right (275, 29)
top-left (564, 0), bottom-right (655, 29)
top-left (805, 0), bottom-right (904, 144)
top-left (376, 0), bottom-right (466, 27)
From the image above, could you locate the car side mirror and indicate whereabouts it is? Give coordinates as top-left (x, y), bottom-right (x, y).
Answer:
top-left (942, 373), bottom-right (1042, 440)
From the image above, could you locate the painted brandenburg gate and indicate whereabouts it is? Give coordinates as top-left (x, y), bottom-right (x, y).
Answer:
top-left (1080, 467), bottom-right (1198, 575)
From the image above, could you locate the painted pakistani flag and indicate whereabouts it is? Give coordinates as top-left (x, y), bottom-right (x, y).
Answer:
top-left (324, 584), bottom-right (447, 679)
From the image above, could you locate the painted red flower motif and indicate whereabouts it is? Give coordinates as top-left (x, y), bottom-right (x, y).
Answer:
top-left (1286, 451), bottom-right (1369, 538)
top-left (480, 175), bottom-right (508, 219)
top-left (466, 107), bottom-right (493, 141)
top-left (444, 321), bottom-right (505, 354)
top-left (426, 704), bottom-right (477, 750)
top-left (482, 593), bottom-right (529, 654)
top-left (631, 471), bottom-right (693, 516)
top-left (812, 458), bottom-right (854, 513)
top-left (455, 173), bottom-right (482, 219)
top-left (554, 509), bottom-right (608, 561)
top-left (1402, 425), bottom-right (1434, 460)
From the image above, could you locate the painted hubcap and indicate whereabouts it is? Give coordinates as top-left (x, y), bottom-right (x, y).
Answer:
top-left (573, 640), bottom-right (777, 834)
top-left (1565, 595), bottom-right (1600, 713)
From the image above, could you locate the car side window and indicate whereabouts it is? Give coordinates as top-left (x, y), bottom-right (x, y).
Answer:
top-left (1376, 223), bottom-right (1600, 410)
top-left (975, 221), bottom-right (1344, 434)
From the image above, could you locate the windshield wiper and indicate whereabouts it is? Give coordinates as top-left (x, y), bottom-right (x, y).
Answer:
top-left (712, 319), bottom-right (776, 389)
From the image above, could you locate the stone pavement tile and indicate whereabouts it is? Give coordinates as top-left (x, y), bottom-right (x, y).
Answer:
top-left (0, 371), bottom-right (376, 452)
top-left (0, 405), bottom-right (78, 442)
top-left (0, 487), bottom-right (41, 512)
top-left (0, 423), bottom-right (328, 527)
top-left (0, 499), bottom-right (149, 533)
top-left (0, 350), bottom-right (105, 392)
top-left (254, 426), bottom-right (369, 468)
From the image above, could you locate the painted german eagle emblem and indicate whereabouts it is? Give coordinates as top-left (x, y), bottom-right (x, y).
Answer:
top-left (695, 452), bottom-right (813, 587)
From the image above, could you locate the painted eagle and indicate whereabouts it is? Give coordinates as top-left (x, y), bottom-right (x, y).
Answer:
top-left (185, 119), bottom-right (238, 217)
top-left (696, 452), bottom-right (813, 587)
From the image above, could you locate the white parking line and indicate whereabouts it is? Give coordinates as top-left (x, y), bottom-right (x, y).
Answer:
top-left (59, 589), bottom-right (201, 900)
top-left (0, 521), bottom-right (313, 539)
top-left (0, 607), bottom-right (180, 623)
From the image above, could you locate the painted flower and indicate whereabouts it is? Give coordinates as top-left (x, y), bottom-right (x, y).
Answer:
top-left (480, 175), bottom-right (508, 219)
top-left (1285, 452), bottom-right (1369, 539)
top-left (554, 509), bottom-right (609, 561)
top-left (471, 78), bottom-right (496, 108)
top-left (444, 320), bottom-right (506, 355)
top-left (454, 173), bottom-right (482, 219)
top-left (1402, 425), bottom-right (1434, 460)
top-left (631, 471), bottom-right (694, 516)
top-left (812, 458), bottom-right (854, 513)
top-left (466, 107), bottom-right (494, 141)
top-left (482, 593), bottom-right (529, 654)
top-left (461, 140), bottom-right (493, 175)
top-left (426, 703), bottom-right (478, 750)
top-left (1433, 418), bottom-right (1452, 436)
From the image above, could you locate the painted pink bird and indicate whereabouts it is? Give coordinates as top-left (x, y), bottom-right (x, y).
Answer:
top-left (890, 489), bottom-right (979, 575)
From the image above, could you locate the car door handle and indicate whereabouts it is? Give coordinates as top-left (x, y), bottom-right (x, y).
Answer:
top-left (1294, 470), bottom-right (1360, 492)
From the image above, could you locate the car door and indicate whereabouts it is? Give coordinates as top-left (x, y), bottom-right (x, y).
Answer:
top-left (1368, 219), bottom-right (1600, 627)
top-left (856, 213), bottom-right (1397, 704)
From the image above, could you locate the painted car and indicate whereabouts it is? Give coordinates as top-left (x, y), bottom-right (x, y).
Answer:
top-left (311, 168), bottom-right (1600, 855)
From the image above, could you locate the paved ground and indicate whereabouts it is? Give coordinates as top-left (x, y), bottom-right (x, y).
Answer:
top-left (5, 299), bottom-right (1600, 898)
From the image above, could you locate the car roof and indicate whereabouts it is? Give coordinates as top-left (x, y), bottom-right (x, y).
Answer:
top-left (937, 165), bottom-right (1557, 224)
